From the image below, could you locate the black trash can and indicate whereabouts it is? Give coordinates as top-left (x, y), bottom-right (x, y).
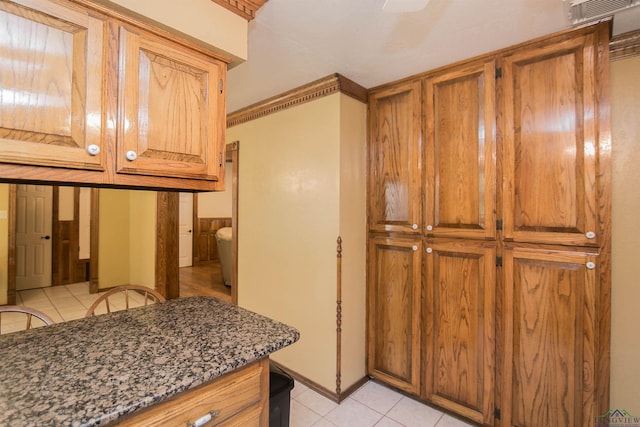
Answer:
top-left (269, 362), bottom-right (294, 427)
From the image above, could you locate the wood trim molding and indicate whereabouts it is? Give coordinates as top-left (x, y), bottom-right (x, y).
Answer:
top-left (89, 189), bottom-right (100, 293)
top-left (7, 185), bottom-right (17, 305)
top-left (336, 236), bottom-right (343, 397)
top-left (227, 73), bottom-right (368, 127)
top-left (227, 141), bottom-right (239, 305)
top-left (610, 29), bottom-right (640, 61)
top-left (269, 360), bottom-right (368, 404)
top-left (210, 0), bottom-right (268, 21)
top-left (156, 192), bottom-right (179, 299)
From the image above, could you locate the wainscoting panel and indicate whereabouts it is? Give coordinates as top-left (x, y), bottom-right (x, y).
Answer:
top-left (197, 217), bottom-right (232, 263)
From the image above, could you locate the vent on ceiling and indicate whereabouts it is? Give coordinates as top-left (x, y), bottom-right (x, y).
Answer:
top-left (566, 0), bottom-right (640, 24)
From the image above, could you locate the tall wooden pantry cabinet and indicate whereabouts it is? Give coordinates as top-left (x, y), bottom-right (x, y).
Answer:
top-left (366, 22), bottom-right (610, 427)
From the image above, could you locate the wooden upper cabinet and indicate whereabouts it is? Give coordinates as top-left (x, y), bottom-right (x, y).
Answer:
top-left (0, 0), bottom-right (106, 171)
top-left (501, 246), bottom-right (598, 427)
top-left (367, 235), bottom-right (421, 394)
top-left (424, 60), bottom-right (496, 240)
top-left (501, 32), bottom-right (603, 247)
top-left (116, 24), bottom-right (225, 182)
top-left (368, 81), bottom-right (422, 233)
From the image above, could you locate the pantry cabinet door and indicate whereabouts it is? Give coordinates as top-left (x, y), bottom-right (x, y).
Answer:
top-left (424, 60), bottom-right (496, 240)
top-left (501, 33), bottom-right (601, 247)
top-left (423, 240), bottom-right (495, 425)
top-left (368, 81), bottom-right (422, 234)
top-left (501, 246), bottom-right (598, 427)
top-left (0, 0), bottom-right (106, 170)
top-left (116, 24), bottom-right (225, 182)
top-left (367, 235), bottom-right (422, 394)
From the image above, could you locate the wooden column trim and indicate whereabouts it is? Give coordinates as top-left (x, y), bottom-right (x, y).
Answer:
top-left (51, 187), bottom-right (60, 286)
top-left (89, 189), bottom-right (100, 293)
top-left (192, 193), bottom-right (199, 265)
top-left (210, 0), bottom-right (268, 20)
top-left (228, 141), bottom-right (239, 305)
top-left (227, 74), bottom-right (368, 127)
top-left (156, 192), bottom-right (179, 299)
top-left (336, 236), bottom-right (343, 397)
top-left (609, 29), bottom-right (640, 61)
top-left (7, 185), bottom-right (17, 305)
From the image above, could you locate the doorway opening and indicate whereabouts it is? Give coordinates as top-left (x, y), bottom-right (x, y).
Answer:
top-left (177, 141), bottom-right (239, 304)
top-left (6, 184), bottom-right (95, 304)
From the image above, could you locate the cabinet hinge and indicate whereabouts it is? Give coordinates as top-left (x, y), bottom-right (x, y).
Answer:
top-left (495, 68), bottom-right (503, 79)
top-left (496, 219), bottom-right (503, 230)
top-left (496, 256), bottom-right (503, 267)
top-left (494, 407), bottom-right (501, 420)
top-left (219, 79), bottom-right (224, 94)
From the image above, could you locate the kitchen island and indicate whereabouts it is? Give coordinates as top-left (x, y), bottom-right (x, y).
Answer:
top-left (0, 296), bottom-right (299, 426)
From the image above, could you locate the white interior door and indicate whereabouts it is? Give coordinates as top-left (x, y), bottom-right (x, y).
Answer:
top-left (16, 185), bottom-right (53, 290)
top-left (179, 193), bottom-right (193, 267)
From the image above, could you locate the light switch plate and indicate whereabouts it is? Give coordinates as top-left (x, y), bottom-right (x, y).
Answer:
top-left (0, 210), bottom-right (7, 219)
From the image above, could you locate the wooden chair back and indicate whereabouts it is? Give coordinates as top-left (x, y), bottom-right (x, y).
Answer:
top-left (0, 305), bottom-right (55, 334)
top-left (85, 285), bottom-right (165, 317)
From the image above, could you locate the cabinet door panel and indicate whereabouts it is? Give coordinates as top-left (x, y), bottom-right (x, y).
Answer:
top-left (502, 34), bottom-right (599, 246)
top-left (424, 240), bottom-right (495, 425)
top-left (0, 0), bottom-right (105, 170)
top-left (368, 82), bottom-right (422, 233)
top-left (367, 235), bottom-right (421, 394)
top-left (117, 25), bottom-right (224, 181)
top-left (425, 60), bottom-right (496, 240)
top-left (502, 247), bottom-right (597, 427)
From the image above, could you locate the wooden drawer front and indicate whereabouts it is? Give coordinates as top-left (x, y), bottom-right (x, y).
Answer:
top-left (115, 358), bottom-right (268, 426)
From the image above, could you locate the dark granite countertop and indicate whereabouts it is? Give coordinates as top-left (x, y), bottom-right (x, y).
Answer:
top-left (0, 296), bottom-right (299, 427)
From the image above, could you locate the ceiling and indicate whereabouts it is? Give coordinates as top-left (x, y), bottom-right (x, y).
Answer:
top-left (226, 0), bottom-right (640, 113)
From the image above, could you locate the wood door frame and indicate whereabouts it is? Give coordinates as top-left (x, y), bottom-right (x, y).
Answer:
top-left (7, 185), bottom-right (56, 302)
top-left (7, 185), bottom-right (98, 303)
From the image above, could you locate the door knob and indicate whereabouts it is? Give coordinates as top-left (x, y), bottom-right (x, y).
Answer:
top-left (41, 235), bottom-right (51, 240)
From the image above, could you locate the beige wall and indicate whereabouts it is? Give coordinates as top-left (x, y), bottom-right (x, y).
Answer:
top-left (230, 93), bottom-right (367, 391)
top-left (98, 190), bottom-right (156, 289)
top-left (129, 191), bottom-right (156, 287)
top-left (109, 0), bottom-right (248, 64)
top-left (610, 55), bottom-right (640, 415)
top-left (0, 184), bottom-right (8, 305)
top-left (99, 190), bottom-right (131, 287)
top-left (198, 166), bottom-right (233, 218)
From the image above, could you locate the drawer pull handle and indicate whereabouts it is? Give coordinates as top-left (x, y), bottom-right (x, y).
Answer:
top-left (188, 409), bottom-right (220, 427)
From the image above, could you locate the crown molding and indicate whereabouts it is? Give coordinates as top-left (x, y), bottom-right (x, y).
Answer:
top-left (610, 29), bottom-right (640, 61)
top-left (210, 0), bottom-right (268, 20)
top-left (227, 73), bottom-right (368, 128)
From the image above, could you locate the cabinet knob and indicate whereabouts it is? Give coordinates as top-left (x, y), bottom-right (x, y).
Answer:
top-left (412, 224), bottom-right (418, 230)
top-left (126, 150), bottom-right (137, 161)
top-left (412, 245), bottom-right (418, 251)
top-left (87, 144), bottom-right (100, 156)
top-left (426, 247), bottom-right (433, 253)
top-left (426, 225), bottom-right (433, 231)
top-left (586, 261), bottom-right (596, 270)
top-left (586, 231), bottom-right (596, 239)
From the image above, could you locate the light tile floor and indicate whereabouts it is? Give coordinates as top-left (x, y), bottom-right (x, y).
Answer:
top-left (9, 283), bottom-right (475, 427)
top-left (291, 380), bottom-right (475, 427)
